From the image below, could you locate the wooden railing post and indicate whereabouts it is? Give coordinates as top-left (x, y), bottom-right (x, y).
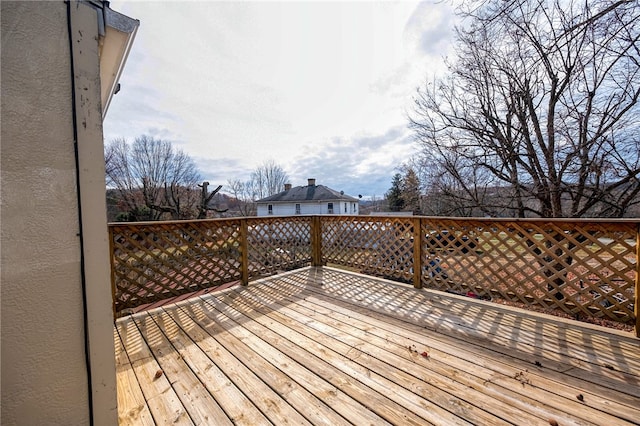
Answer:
top-left (240, 219), bottom-right (249, 286)
top-left (311, 216), bottom-right (322, 267)
top-left (413, 217), bottom-right (422, 289)
top-left (634, 223), bottom-right (640, 337)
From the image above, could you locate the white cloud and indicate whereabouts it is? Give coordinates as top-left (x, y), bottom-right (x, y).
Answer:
top-left (104, 1), bottom-right (456, 198)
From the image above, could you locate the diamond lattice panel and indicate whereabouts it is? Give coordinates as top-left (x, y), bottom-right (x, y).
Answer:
top-left (322, 216), bottom-right (415, 283)
top-left (246, 217), bottom-right (312, 279)
top-left (420, 219), bottom-right (636, 323)
top-left (111, 220), bottom-right (243, 312)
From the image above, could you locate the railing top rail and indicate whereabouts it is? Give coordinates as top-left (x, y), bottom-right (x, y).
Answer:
top-left (107, 215), bottom-right (323, 228)
top-left (108, 215), bottom-right (640, 228)
top-left (108, 217), bottom-right (243, 227)
top-left (415, 216), bottom-right (640, 224)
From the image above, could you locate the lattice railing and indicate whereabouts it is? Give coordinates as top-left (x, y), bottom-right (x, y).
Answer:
top-left (110, 217), bottom-right (314, 313)
top-left (317, 216), bottom-right (637, 327)
top-left (419, 219), bottom-right (637, 324)
top-left (109, 216), bottom-right (639, 332)
top-left (246, 216), bottom-right (313, 279)
top-left (321, 216), bottom-right (416, 283)
top-left (110, 220), bottom-right (244, 313)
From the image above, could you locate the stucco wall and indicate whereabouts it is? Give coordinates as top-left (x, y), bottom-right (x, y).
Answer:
top-left (1, 1), bottom-right (90, 423)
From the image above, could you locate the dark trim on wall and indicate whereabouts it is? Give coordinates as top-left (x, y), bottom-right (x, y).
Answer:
top-left (65, 1), bottom-right (94, 424)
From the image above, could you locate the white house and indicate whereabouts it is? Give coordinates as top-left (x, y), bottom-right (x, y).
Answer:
top-left (256, 178), bottom-right (360, 216)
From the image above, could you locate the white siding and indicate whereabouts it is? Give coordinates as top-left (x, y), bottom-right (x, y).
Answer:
top-left (257, 200), bottom-right (359, 216)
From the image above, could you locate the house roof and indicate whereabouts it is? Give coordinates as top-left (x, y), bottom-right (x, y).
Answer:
top-left (257, 184), bottom-right (359, 203)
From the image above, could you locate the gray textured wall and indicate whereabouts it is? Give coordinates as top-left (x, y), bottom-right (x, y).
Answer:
top-left (1, 1), bottom-right (90, 423)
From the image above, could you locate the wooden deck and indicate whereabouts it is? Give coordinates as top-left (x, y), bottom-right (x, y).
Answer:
top-left (115, 267), bottom-right (640, 425)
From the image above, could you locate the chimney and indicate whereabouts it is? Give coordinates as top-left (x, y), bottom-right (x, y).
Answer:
top-left (307, 178), bottom-right (316, 187)
top-left (284, 183), bottom-right (292, 191)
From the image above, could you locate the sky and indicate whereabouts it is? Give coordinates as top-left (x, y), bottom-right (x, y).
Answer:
top-left (103, 0), bottom-right (458, 199)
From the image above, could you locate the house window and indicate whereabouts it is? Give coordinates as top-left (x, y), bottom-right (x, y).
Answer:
top-left (295, 203), bottom-right (301, 214)
top-left (268, 204), bottom-right (273, 215)
top-left (327, 202), bottom-right (334, 214)
top-left (344, 203), bottom-right (347, 213)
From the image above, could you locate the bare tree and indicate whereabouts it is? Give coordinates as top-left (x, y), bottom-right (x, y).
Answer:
top-left (226, 179), bottom-right (257, 216)
top-left (419, 155), bottom-right (510, 216)
top-left (197, 182), bottom-right (228, 219)
top-left (223, 161), bottom-right (288, 217)
top-left (106, 136), bottom-right (202, 220)
top-left (251, 160), bottom-right (289, 199)
top-left (411, 0), bottom-right (640, 219)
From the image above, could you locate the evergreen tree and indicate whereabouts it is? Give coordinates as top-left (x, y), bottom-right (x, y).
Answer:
top-left (402, 168), bottom-right (421, 215)
top-left (386, 173), bottom-right (405, 212)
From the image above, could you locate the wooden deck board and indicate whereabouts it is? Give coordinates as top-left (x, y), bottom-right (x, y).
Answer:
top-left (137, 310), bottom-right (274, 426)
top-left (114, 327), bottom-right (155, 426)
top-left (221, 282), bottom-right (511, 425)
top-left (116, 266), bottom-right (640, 425)
top-left (248, 283), bottom-right (609, 424)
top-left (117, 318), bottom-right (194, 425)
top-left (254, 273), bottom-right (639, 424)
top-left (175, 301), bottom-right (354, 426)
top-left (188, 294), bottom-right (396, 425)
top-left (132, 314), bottom-right (235, 426)
top-left (146, 309), bottom-right (309, 426)
top-left (273, 271), bottom-right (640, 398)
top-left (287, 287), bottom-right (640, 421)
top-left (207, 288), bottom-right (454, 426)
top-left (296, 268), bottom-right (640, 398)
